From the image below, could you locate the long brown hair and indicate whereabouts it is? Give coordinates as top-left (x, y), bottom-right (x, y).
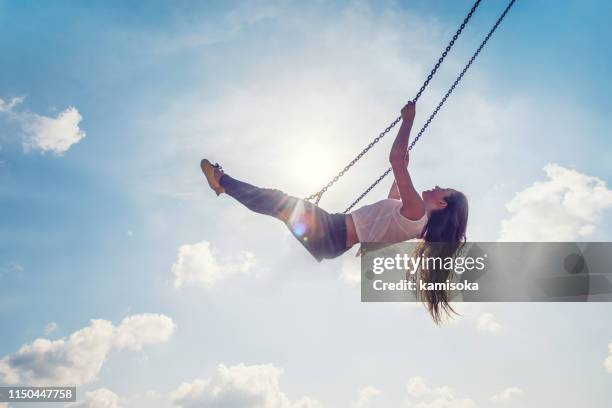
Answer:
top-left (414, 191), bottom-right (469, 324)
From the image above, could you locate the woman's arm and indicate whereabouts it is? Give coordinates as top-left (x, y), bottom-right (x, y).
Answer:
top-left (389, 102), bottom-right (426, 220)
top-left (388, 179), bottom-right (400, 200)
top-left (387, 154), bottom-right (407, 200)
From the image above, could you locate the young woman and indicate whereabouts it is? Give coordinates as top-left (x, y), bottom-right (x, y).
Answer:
top-left (201, 102), bottom-right (468, 322)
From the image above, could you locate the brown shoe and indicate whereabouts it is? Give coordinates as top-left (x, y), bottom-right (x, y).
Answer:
top-left (200, 159), bottom-right (225, 195)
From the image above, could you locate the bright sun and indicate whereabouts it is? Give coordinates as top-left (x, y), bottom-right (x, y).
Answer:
top-left (286, 143), bottom-right (340, 192)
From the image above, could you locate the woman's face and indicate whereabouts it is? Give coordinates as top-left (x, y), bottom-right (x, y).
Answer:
top-left (422, 186), bottom-right (456, 210)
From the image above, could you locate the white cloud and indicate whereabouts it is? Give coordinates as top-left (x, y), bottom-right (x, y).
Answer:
top-left (22, 107), bottom-right (85, 154)
top-left (490, 387), bottom-right (524, 403)
top-left (476, 313), bottom-right (502, 334)
top-left (0, 96), bottom-right (85, 154)
top-left (353, 386), bottom-right (381, 408)
top-left (0, 96), bottom-right (24, 112)
top-left (0, 313), bottom-right (174, 386)
top-left (0, 319), bottom-right (115, 386)
top-left (0, 358), bottom-right (19, 384)
top-left (411, 396), bottom-right (478, 408)
top-left (171, 363), bottom-right (321, 408)
top-left (499, 164), bottom-right (612, 241)
top-left (43, 322), bottom-right (58, 336)
top-left (171, 240), bottom-right (256, 288)
top-left (114, 388), bottom-right (167, 407)
top-left (605, 343), bottom-right (612, 374)
top-left (66, 388), bottom-right (122, 408)
top-left (405, 377), bottom-right (475, 408)
top-left (113, 313), bottom-right (175, 351)
top-left (292, 397), bottom-right (323, 408)
top-left (406, 377), bottom-right (453, 399)
top-left (407, 377), bottom-right (431, 397)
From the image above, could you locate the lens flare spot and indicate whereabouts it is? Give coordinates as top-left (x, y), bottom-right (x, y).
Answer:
top-left (291, 222), bottom-right (307, 237)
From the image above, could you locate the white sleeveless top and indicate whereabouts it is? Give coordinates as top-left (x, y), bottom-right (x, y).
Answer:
top-left (350, 198), bottom-right (428, 243)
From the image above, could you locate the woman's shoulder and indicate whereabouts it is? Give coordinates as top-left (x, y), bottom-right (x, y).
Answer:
top-left (366, 198), bottom-right (426, 223)
top-left (397, 203), bottom-right (427, 223)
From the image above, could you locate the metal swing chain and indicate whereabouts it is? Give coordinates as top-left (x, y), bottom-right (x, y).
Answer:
top-left (343, 0), bottom-right (517, 213)
top-left (304, 0), bottom-right (482, 205)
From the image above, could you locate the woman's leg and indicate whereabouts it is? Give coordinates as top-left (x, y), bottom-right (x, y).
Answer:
top-left (219, 174), bottom-right (298, 223)
top-left (219, 174), bottom-right (348, 261)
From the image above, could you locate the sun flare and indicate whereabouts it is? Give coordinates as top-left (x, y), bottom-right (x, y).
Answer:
top-left (286, 143), bottom-right (341, 191)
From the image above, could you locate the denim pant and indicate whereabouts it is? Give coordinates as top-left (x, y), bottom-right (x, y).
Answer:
top-left (220, 175), bottom-right (349, 261)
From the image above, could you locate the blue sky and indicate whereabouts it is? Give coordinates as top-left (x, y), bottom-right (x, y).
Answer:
top-left (1, 1), bottom-right (612, 407)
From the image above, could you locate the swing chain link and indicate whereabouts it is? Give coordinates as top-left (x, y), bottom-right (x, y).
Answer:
top-left (413, 0), bottom-right (481, 104)
top-left (305, 0), bottom-right (482, 205)
top-left (343, 0), bottom-right (517, 213)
